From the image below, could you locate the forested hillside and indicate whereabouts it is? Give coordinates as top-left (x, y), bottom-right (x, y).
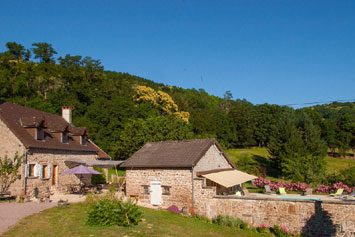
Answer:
top-left (1, 42), bottom-right (354, 183)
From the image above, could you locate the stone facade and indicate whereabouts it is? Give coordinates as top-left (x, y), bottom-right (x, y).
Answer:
top-left (125, 144), bottom-right (232, 208)
top-left (193, 144), bottom-right (232, 177)
top-left (0, 119), bottom-right (25, 158)
top-left (195, 196), bottom-right (355, 236)
top-left (0, 119), bottom-right (25, 195)
top-left (24, 148), bottom-right (97, 196)
top-left (126, 169), bottom-right (193, 208)
top-left (0, 119), bottom-right (99, 196)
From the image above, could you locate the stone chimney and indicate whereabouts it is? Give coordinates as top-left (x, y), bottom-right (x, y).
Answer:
top-left (62, 106), bottom-right (72, 124)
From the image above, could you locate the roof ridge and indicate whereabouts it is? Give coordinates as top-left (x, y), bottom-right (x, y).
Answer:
top-left (146, 138), bottom-right (216, 145)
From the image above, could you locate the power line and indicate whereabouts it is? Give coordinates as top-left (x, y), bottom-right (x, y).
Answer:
top-left (283, 99), bottom-right (355, 107)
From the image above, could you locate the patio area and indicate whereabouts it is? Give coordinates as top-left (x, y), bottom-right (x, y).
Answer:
top-left (221, 192), bottom-right (355, 203)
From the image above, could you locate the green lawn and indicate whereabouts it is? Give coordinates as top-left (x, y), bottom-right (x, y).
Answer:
top-left (3, 203), bottom-right (264, 237)
top-left (226, 147), bottom-right (355, 177)
top-left (325, 156), bottom-right (355, 173)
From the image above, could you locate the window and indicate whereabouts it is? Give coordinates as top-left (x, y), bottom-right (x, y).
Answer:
top-left (80, 135), bottom-right (87, 146)
top-left (61, 132), bottom-right (69, 144)
top-left (142, 185), bottom-right (149, 194)
top-left (36, 127), bottom-right (44, 141)
top-left (43, 165), bottom-right (48, 178)
top-left (162, 186), bottom-right (171, 195)
top-left (29, 164), bottom-right (35, 177)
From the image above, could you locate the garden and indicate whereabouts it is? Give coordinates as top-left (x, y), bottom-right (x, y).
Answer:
top-left (3, 189), bottom-right (298, 237)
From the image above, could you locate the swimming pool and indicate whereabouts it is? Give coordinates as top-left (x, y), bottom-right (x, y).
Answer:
top-left (277, 197), bottom-right (321, 201)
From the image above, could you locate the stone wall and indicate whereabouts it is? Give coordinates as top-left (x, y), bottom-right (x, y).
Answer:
top-left (126, 169), bottom-right (193, 209)
top-left (194, 144), bottom-right (232, 177)
top-left (24, 148), bottom-right (98, 196)
top-left (195, 195), bottom-right (355, 236)
top-left (0, 119), bottom-right (25, 194)
top-left (0, 118), bottom-right (100, 196)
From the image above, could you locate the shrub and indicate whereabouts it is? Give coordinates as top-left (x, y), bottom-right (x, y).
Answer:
top-left (86, 199), bottom-right (142, 227)
top-left (257, 224), bottom-right (270, 233)
top-left (0, 153), bottom-right (22, 193)
top-left (212, 215), bottom-right (245, 228)
top-left (271, 225), bottom-right (292, 237)
top-left (252, 177), bottom-right (355, 195)
top-left (167, 205), bottom-right (180, 214)
top-left (193, 214), bottom-right (212, 223)
top-left (91, 167), bottom-right (106, 185)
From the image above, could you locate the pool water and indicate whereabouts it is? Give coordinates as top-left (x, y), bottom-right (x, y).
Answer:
top-left (277, 197), bottom-right (321, 201)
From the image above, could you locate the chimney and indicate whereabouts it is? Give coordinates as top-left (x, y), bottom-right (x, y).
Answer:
top-left (62, 107), bottom-right (72, 124)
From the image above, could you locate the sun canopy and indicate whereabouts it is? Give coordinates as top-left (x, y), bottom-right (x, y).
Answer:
top-left (65, 158), bottom-right (124, 168)
top-left (202, 170), bottom-right (257, 188)
top-left (61, 165), bottom-right (101, 175)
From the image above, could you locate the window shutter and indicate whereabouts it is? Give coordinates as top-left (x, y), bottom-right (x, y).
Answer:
top-left (48, 165), bottom-right (51, 178)
top-left (34, 164), bottom-right (38, 177)
top-left (25, 164), bottom-right (29, 177)
top-left (34, 164), bottom-right (41, 177)
top-left (40, 165), bottom-right (43, 179)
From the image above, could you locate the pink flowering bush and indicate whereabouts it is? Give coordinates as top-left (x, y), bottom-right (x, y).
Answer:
top-left (252, 177), bottom-right (310, 193)
top-left (272, 225), bottom-right (292, 237)
top-left (257, 224), bottom-right (270, 233)
top-left (256, 224), bottom-right (294, 236)
top-left (315, 182), bottom-right (353, 194)
top-left (252, 177), bottom-right (354, 194)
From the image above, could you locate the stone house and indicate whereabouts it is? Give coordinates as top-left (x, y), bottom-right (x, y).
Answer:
top-left (0, 101), bottom-right (115, 197)
top-left (121, 138), bottom-right (244, 210)
top-left (122, 139), bottom-right (355, 235)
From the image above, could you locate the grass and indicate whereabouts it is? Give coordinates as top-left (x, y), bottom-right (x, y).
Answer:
top-left (226, 147), bottom-right (355, 179)
top-left (107, 168), bottom-right (126, 182)
top-left (324, 156), bottom-right (355, 173)
top-left (226, 148), bottom-right (269, 165)
top-left (3, 203), bottom-right (264, 237)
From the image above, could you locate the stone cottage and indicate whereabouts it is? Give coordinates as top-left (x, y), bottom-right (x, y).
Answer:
top-left (0, 101), bottom-right (115, 196)
top-left (121, 138), bottom-right (249, 210)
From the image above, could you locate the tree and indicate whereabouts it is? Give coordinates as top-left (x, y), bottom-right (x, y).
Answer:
top-left (0, 153), bottom-right (22, 193)
top-left (116, 116), bottom-right (194, 159)
top-left (5, 42), bottom-right (31, 61)
top-left (32, 42), bottom-right (57, 63)
top-left (268, 110), bottom-right (327, 184)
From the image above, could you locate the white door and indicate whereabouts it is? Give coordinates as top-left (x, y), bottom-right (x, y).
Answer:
top-left (150, 181), bottom-right (162, 205)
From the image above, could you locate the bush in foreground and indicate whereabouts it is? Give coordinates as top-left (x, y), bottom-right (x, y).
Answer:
top-left (212, 215), bottom-right (246, 229)
top-left (86, 199), bottom-right (142, 227)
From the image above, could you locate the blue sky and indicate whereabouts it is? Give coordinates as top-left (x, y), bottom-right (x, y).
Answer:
top-left (1, 0), bottom-right (355, 107)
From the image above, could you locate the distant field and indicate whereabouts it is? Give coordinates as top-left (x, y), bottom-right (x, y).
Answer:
top-left (226, 147), bottom-right (355, 177)
top-left (226, 148), bottom-right (269, 165)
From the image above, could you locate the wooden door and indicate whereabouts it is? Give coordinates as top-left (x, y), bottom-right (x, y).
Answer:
top-left (52, 165), bottom-right (57, 185)
top-left (150, 181), bottom-right (162, 205)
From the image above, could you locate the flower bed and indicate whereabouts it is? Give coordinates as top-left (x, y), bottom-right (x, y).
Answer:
top-left (252, 177), bottom-right (354, 194)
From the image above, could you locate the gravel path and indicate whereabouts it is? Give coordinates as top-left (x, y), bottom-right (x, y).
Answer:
top-left (0, 202), bottom-right (56, 235)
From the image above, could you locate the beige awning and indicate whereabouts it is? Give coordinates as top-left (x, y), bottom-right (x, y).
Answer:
top-left (202, 170), bottom-right (257, 188)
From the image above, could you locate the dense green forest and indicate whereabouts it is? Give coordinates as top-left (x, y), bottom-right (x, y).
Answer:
top-left (1, 42), bottom-right (354, 184)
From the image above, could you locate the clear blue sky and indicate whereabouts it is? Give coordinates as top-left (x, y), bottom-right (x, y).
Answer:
top-left (1, 0), bottom-right (355, 107)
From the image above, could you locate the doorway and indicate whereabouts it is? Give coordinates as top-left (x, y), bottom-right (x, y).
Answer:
top-left (150, 181), bottom-right (162, 205)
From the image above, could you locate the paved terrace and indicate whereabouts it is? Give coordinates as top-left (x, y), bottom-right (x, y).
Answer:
top-left (219, 192), bottom-right (355, 203)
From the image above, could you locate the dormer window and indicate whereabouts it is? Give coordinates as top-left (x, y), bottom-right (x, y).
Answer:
top-left (61, 132), bottom-right (69, 144)
top-left (36, 127), bottom-right (44, 141)
top-left (48, 124), bottom-right (69, 144)
top-left (70, 127), bottom-right (88, 146)
top-left (21, 116), bottom-right (46, 141)
top-left (80, 135), bottom-right (87, 146)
